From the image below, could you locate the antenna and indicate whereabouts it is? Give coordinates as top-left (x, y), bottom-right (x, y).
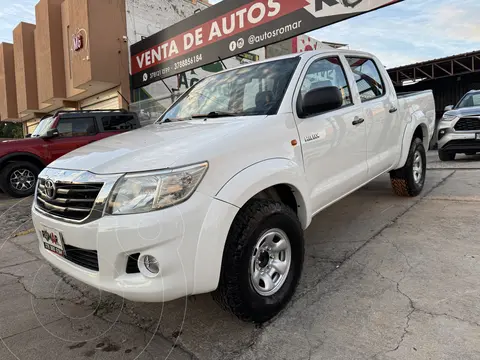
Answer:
top-left (218, 57), bottom-right (227, 70)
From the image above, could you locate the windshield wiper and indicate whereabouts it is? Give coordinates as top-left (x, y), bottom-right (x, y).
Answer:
top-left (158, 117), bottom-right (187, 123)
top-left (191, 111), bottom-right (238, 119)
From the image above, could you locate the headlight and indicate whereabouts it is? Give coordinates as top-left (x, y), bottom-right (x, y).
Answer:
top-left (441, 114), bottom-right (457, 122)
top-left (107, 162), bottom-right (208, 215)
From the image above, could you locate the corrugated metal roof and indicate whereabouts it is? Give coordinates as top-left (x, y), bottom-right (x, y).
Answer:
top-left (388, 50), bottom-right (480, 71)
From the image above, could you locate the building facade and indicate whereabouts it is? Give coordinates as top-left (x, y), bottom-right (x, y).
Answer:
top-left (0, 0), bottom-right (343, 134)
top-left (0, 0), bottom-right (209, 134)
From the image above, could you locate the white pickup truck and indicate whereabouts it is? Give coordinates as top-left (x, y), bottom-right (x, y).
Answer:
top-left (32, 49), bottom-right (435, 323)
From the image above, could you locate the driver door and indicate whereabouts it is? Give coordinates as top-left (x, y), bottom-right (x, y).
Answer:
top-left (294, 55), bottom-right (368, 213)
top-left (42, 116), bottom-right (99, 164)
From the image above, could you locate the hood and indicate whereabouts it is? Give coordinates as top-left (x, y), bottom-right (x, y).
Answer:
top-left (1, 137), bottom-right (39, 144)
top-left (49, 117), bottom-right (263, 174)
top-left (445, 106), bottom-right (480, 117)
top-left (0, 137), bottom-right (44, 156)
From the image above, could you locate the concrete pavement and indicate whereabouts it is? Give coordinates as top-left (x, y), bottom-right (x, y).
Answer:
top-left (0, 152), bottom-right (479, 359)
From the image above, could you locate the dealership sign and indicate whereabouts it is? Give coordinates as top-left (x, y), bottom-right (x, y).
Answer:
top-left (130, 0), bottom-right (402, 89)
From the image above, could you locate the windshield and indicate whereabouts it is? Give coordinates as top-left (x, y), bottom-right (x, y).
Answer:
top-left (456, 92), bottom-right (480, 109)
top-left (31, 117), bottom-right (55, 137)
top-left (159, 57), bottom-right (300, 122)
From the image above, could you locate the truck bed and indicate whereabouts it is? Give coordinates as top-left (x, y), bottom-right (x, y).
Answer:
top-left (397, 90), bottom-right (433, 99)
top-left (397, 90), bottom-right (436, 148)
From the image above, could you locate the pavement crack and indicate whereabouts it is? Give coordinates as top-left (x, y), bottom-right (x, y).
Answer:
top-left (415, 309), bottom-right (480, 328)
top-left (354, 260), bottom-right (416, 359)
top-left (0, 259), bottom-right (38, 270)
top-left (0, 318), bottom-right (64, 341)
top-left (304, 327), bottom-right (313, 360)
top-left (0, 268), bottom-right (81, 303)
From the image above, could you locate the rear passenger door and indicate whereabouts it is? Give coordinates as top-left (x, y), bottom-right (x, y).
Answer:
top-left (294, 55), bottom-right (368, 212)
top-left (43, 117), bottom-right (98, 163)
top-left (345, 56), bottom-right (400, 176)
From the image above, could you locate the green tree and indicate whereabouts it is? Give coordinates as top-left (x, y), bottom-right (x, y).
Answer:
top-left (0, 122), bottom-right (24, 139)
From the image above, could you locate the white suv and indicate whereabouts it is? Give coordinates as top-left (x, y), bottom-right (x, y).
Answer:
top-left (437, 90), bottom-right (480, 161)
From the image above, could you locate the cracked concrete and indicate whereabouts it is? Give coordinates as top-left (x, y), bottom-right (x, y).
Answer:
top-left (1, 153), bottom-right (480, 359)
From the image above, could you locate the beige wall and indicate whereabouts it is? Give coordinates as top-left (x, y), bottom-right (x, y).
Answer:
top-left (0, 43), bottom-right (19, 120)
top-left (60, 0), bottom-right (130, 103)
top-left (35, 0), bottom-right (66, 106)
top-left (14, 22), bottom-right (39, 115)
top-left (61, 0), bottom-right (84, 99)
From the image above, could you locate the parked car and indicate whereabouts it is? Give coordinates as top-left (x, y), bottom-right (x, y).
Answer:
top-left (437, 90), bottom-right (480, 161)
top-left (0, 110), bottom-right (140, 197)
top-left (32, 50), bottom-right (435, 323)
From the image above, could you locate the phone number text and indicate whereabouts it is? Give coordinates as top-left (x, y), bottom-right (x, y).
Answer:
top-left (174, 54), bottom-right (203, 70)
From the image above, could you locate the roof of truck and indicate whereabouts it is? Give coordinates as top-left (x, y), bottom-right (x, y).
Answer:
top-left (214, 48), bottom-right (378, 75)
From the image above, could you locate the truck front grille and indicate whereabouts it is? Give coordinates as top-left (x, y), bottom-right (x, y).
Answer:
top-left (64, 244), bottom-right (99, 271)
top-left (454, 117), bottom-right (480, 131)
top-left (36, 179), bottom-right (103, 221)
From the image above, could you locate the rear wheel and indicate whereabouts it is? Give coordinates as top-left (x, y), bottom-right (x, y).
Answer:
top-left (438, 150), bottom-right (455, 161)
top-left (213, 199), bottom-right (304, 323)
top-left (390, 137), bottom-right (426, 197)
top-left (0, 161), bottom-right (40, 198)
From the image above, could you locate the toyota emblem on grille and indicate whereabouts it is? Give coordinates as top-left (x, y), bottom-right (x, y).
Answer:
top-left (44, 179), bottom-right (56, 199)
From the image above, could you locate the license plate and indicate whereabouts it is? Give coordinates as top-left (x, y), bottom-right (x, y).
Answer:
top-left (476, 133), bottom-right (480, 140)
top-left (38, 225), bottom-right (65, 256)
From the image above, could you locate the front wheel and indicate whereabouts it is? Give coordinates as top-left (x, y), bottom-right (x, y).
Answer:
top-left (213, 199), bottom-right (304, 323)
top-left (390, 137), bottom-right (426, 197)
top-left (0, 161), bottom-right (40, 198)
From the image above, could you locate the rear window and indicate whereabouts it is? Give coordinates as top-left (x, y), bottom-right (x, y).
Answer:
top-left (101, 115), bottom-right (136, 131)
top-left (346, 57), bottom-right (385, 102)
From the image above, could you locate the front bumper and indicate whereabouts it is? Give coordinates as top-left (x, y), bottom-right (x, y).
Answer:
top-left (437, 120), bottom-right (480, 152)
top-left (32, 191), bottom-right (237, 302)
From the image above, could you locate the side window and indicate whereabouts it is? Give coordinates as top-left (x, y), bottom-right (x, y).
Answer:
top-left (57, 118), bottom-right (97, 137)
top-left (102, 115), bottom-right (136, 131)
top-left (300, 57), bottom-right (352, 107)
top-left (346, 57), bottom-right (385, 102)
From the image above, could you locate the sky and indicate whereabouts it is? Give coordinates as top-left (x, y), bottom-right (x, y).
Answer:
top-left (1, 0), bottom-right (479, 68)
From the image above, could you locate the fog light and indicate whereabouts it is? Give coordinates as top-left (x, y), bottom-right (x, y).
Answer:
top-left (139, 255), bottom-right (160, 277)
top-left (438, 129), bottom-right (447, 140)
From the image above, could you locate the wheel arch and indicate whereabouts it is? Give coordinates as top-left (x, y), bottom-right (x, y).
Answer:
top-left (215, 159), bottom-right (311, 229)
top-left (192, 159), bottom-right (311, 295)
top-left (394, 120), bottom-right (430, 170)
top-left (0, 152), bottom-right (46, 171)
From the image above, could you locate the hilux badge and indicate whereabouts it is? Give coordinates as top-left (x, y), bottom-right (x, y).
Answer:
top-left (304, 133), bottom-right (320, 142)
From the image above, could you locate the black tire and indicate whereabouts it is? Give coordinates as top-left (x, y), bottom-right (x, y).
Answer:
top-left (0, 161), bottom-right (40, 198)
top-left (212, 199), bottom-right (304, 323)
top-left (438, 150), bottom-right (455, 161)
top-left (390, 137), bottom-right (426, 197)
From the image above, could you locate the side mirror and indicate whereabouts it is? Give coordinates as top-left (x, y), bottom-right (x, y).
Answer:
top-left (25, 134), bottom-right (32, 138)
top-left (444, 105), bottom-right (454, 111)
top-left (301, 86), bottom-right (343, 117)
top-left (42, 129), bottom-right (59, 139)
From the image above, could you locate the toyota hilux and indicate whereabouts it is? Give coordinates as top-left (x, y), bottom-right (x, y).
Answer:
top-left (32, 49), bottom-right (435, 323)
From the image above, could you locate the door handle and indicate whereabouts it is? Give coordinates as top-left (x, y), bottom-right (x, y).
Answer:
top-left (352, 117), bottom-right (365, 126)
top-left (389, 107), bottom-right (398, 113)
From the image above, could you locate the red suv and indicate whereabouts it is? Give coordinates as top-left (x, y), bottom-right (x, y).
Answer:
top-left (0, 110), bottom-right (140, 197)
